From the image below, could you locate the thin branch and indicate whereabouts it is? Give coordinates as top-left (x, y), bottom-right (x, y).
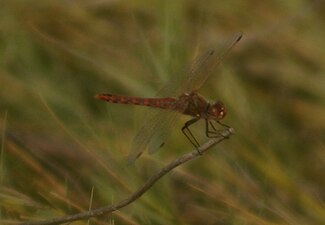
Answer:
top-left (21, 128), bottom-right (234, 225)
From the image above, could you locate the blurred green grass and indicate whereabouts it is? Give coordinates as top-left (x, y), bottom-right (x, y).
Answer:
top-left (0, 0), bottom-right (325, 224)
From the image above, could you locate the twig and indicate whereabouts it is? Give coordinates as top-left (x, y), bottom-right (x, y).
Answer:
top-left (21, 128), bottom-right (234, 225)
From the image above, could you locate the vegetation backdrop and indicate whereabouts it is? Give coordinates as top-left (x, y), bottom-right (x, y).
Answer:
top-left (1, 0), bottom-right (324, 224)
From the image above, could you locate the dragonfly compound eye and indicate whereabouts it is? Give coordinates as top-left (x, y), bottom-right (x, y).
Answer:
top-left (209, 101), bottom-right (227, 120)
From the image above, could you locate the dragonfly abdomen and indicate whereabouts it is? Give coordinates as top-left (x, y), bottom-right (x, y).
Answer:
top-left (95, 93), bottom-right (178, 110)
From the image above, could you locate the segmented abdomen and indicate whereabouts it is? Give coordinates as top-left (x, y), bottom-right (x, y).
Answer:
top-left (95, 93), bottom-right (178, 110)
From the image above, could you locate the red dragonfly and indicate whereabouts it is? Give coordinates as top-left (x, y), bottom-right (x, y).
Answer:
top-left (96, 33), bottom-right (242, 163)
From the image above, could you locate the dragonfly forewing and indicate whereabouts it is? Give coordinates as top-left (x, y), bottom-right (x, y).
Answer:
top-left (181, 32), bottom-right (242, 93)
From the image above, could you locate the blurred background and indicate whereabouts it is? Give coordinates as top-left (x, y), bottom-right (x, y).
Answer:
top-left (0, 0), bottom-right (324, 224)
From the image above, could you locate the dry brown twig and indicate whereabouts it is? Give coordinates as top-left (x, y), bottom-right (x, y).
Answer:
top-left (21, 127), bottom-right (234, 225)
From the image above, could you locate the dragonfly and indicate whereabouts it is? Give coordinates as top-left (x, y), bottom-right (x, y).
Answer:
top-left (95, 32), bottom-right (242, 163)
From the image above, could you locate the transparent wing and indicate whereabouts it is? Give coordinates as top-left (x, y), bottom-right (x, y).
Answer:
top-left (181, 32), bottom-right (242, 93)
top-left (127, 109), bottom-right (181, 164)
top-left (153, 33), bottom-right (242, 98)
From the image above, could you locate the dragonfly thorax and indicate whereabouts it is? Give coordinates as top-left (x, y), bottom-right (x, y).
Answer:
top-left (207, 101), bottom-right (227, 120)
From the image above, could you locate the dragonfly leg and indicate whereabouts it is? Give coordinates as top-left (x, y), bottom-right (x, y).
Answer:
top-left (209, 120), bottom-right (217, 131)
top-left (182, 117), bottom-right (201, 153)
top-left (206, 120), bottom-right (229, 138)
top-left (217, 120), bottom-right (230, 128)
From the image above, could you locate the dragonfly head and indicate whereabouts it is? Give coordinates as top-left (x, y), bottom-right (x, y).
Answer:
top-left (208, 101), bottom-right (227, 120)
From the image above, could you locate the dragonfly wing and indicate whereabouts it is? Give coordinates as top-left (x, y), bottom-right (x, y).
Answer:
top-left (182, 32), bottom-right (242, 93)
top-left (127, 109), bottom-right (180, 164)
top-left (147, 111), bottom-right (180, 154)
